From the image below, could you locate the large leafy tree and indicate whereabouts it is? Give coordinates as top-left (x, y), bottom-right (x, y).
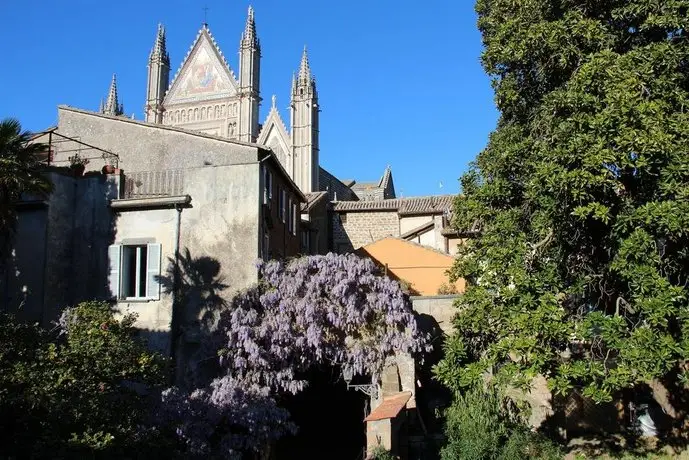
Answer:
top-left (435, 0), bottom-right (689, 420)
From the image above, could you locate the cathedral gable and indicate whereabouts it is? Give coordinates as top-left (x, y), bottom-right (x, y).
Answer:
top-left (258, 101), bottom-right (291, 170)
top-left (164, 27), bottom-right (238, 106)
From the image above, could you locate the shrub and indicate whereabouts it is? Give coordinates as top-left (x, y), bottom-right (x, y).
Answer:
top-left (440, 386), bottom-right (562, 460)
top-left (0, 301), bottom-right (168, 457)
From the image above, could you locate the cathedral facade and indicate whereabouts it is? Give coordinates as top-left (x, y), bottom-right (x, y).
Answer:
top-left (138, 7), bottom-right (319, 194)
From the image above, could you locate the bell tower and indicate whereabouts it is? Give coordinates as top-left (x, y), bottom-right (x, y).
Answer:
top-left (290, 47), bottom-right (319, 193)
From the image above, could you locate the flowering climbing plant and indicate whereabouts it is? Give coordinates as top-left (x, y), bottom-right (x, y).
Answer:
top-left (161, 253), bottom-right (430, 457)
top-left (217, 253), bottom-right (430, 394)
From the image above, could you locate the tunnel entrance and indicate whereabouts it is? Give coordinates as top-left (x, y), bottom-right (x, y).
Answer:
top-left (274, 365), bottom-right (368, 460)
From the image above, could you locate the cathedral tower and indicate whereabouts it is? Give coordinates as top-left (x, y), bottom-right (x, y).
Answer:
top-left (237, 6), bottom-right (261, 142)
top-left (145, 24), bottom-right (170, 123)
top-left (290, 48), bottom-right (319, 193)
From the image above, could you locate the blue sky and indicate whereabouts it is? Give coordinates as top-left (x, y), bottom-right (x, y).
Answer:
top-left (0, 0), bottom-right (498, 197)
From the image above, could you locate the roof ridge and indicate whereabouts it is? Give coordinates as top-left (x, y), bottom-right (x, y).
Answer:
top-left (58, 105), bottom-right (263, 148)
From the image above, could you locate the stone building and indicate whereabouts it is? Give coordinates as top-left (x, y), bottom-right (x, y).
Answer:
top-left (3, 6), bottom-right (462, 457)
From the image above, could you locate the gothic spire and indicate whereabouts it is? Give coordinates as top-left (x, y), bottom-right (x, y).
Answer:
top-left (298, 46), bottom-right (311, 83)
top-left (149, 23), bottom-right (170, 65)
top-left (102, 74), bottom-right (123, 116)
top-left (241, 6), bottom-right (259, 49)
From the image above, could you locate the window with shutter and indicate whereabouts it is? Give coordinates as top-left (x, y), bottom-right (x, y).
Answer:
top-left (110, 242), bottom-right (162, 301)
top-left (146, 243), bottom-right (162, 300)
top-left (108, 244), bottom-right (121, 299)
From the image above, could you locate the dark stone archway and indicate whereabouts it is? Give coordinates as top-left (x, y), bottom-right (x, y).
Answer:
top-left (274, 365), bottom-right (367, 460)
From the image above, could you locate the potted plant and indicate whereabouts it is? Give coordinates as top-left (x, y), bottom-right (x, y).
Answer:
top-left (68, 153), bottom-right (89, 177)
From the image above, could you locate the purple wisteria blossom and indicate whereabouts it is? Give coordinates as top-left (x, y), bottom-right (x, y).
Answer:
top-left (160, 253), bottom-right (429, 457)
top-left (159, 376), bottom-right (294, 458)
top-left (217, 253), bottom-right (430, 394)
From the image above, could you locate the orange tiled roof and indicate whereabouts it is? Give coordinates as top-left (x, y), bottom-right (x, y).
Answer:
top-left (364, 392), bottom-right (412, 422)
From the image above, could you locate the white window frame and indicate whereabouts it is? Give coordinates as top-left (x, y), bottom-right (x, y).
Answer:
top-left (108, 243), bottom-right (161, 301)
top-left (287, 198), bottom-right (293, 234)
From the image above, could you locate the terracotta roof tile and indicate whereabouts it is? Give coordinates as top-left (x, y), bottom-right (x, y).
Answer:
top-left (333, 195), bottom-right (455, 215)
top-left (364, 392), bottom-right (412, 422)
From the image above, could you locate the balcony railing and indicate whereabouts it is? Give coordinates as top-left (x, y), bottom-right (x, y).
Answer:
top-left (123, 169), bottom-right (185, 199)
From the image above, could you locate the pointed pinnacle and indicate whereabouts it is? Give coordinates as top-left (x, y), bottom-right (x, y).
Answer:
top-left (298, 46), bottom-right (311, 82)
top-left (150, 23), bottom-right (169, 65)
top-left (104, 74), bottom-right (122, 116)
top-left (242, 5), bottom-right (258, 47)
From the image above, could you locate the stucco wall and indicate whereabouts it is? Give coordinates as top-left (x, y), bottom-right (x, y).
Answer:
top-left (264, 161), bottom-right (301, 260)
top-left (113, 163), bottom-right (261, 356)
top-left (1, 172), bottom-right (118, 327)
top-left (53, 106), bottom-right (259, 173)
top-left (400, 215), bottom-right (446, 253)
top-left (411, 295), bottom-right (459, 335)
top-left (357, 238), bottom-right (462, 296)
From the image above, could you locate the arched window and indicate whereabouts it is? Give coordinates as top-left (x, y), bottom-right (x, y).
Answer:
top-left (194, 108), bottom-right (198, 121)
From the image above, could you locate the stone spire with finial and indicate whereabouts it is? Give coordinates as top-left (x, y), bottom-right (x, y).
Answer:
top-left (241, 5), bottom-right (259, 50)
top-left (298, 46), bottom-right (311, 84)
top-left (102, 74), bottom-right (124, 116)
top-left (149, 23), bottom-right (170, 66)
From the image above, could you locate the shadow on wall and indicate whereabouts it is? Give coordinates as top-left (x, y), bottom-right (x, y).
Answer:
top-left (0, 171), bottom-right (119, 328)
top-left (156, 248), bottom-right (229, 389)
top-left (413, 312), bottom-right (452, 437)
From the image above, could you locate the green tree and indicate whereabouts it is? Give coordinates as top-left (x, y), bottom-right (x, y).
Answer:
top-left (435, 0), bottom-right (689, 422)
top-left (0, 301), bottom-right (168, 457)
top-left (0, 118), bottom-right (52, 254)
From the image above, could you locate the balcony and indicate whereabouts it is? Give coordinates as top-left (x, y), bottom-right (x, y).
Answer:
top-left (123, 169), bottom-right (185, 199)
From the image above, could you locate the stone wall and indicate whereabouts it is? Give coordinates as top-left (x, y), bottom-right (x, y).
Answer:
top-left (1, 171), bottom-right (118, 327)
top-left (332, 211), bottom-right (399, 252)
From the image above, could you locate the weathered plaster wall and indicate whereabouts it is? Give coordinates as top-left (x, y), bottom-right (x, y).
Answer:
top-left (54, 106), bottom-right (259, 173)
top-left (411, 295), bottom-right (459, 335)
top-left (0, 172), bottom-right (118, 327)
top-left (113, 163), bottom-right (261, 356)
top-left (264, 161), bottom-right (301, 260)
top-left (399, 215), bottom-right (446, 252)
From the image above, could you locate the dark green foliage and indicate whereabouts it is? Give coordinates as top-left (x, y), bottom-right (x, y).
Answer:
top-left (440, 387), bottom-right (561, 460)
top-left (0, 301), bottom-right (168, 458)
top-left (369, 445), bottom-right (398, 460)
top-left (0, 118), bottom-right (52, 255)
top-left (435, 0), bottom-right (689, 416)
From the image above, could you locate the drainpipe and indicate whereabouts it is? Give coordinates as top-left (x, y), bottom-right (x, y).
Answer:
top-left (169, 204), bottom-right (183, 384)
